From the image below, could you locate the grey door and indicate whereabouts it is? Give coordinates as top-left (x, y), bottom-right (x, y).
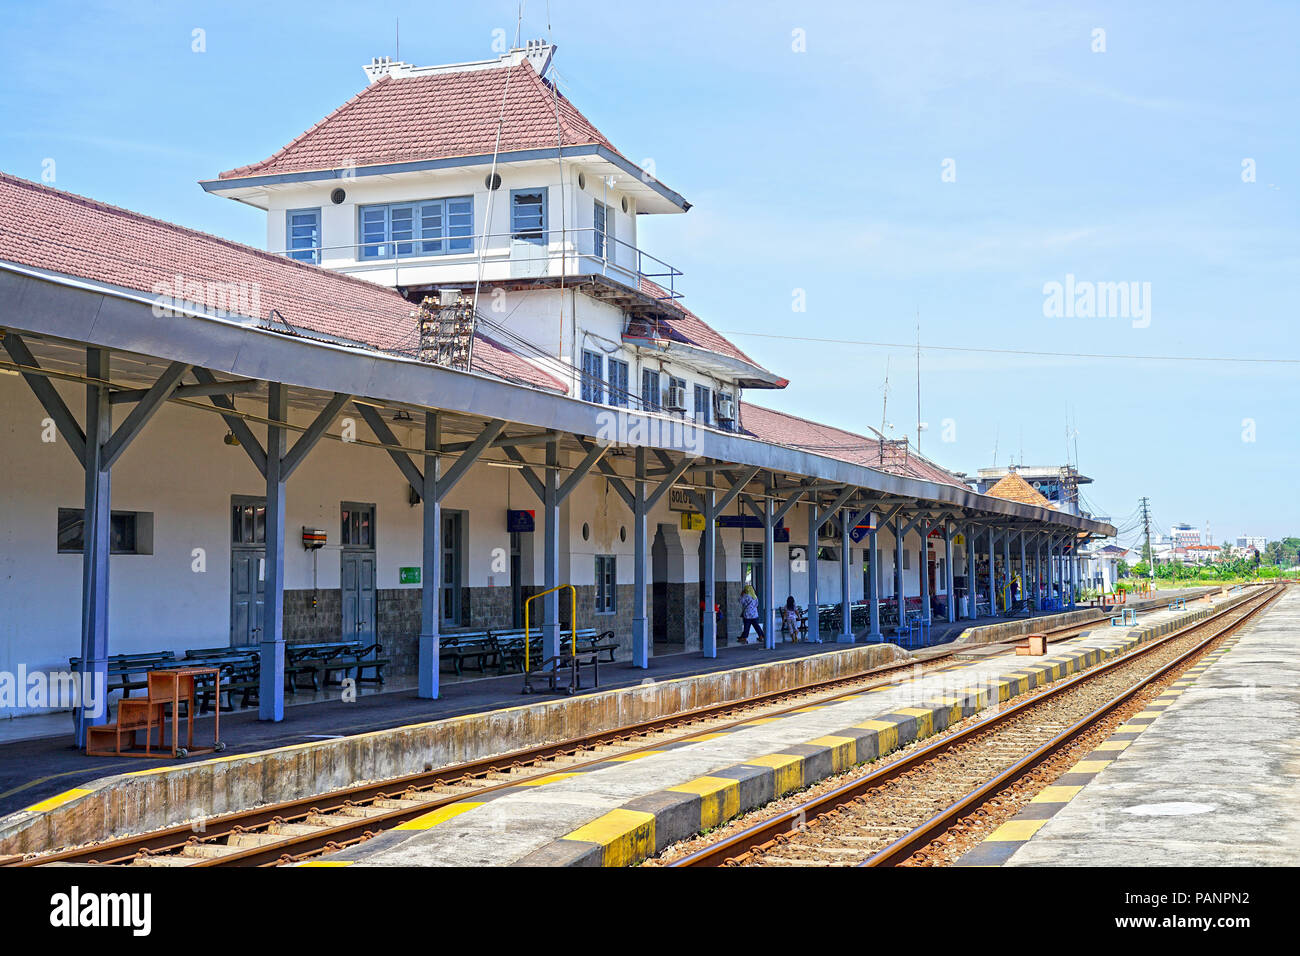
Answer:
top-left (230, 551), bottom-right (265, 646)
top-left (230, 497), bottom-right (266, 646)
top-left (341, 551), bottom-right (376, 643)
top-left (341, 502), bottom-right (377, 642)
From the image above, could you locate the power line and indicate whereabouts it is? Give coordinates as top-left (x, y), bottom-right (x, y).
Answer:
top-left (720, 330), bottom-right (1300, 367)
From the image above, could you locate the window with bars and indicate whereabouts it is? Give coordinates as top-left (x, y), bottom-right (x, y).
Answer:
top-left (286, 208), bottom-right (321, 264)
top-left (341, 503), bottom-right (375, 549)
top-left (593, 200), bottom-right (614, 259)
top-left (641, 369), bottom-right (660, 411)
top-left (581, 350), bottom-right (604, 403)
top-left (511, 189), bottom-right (546, 242)
top-left (358, 197), bottom-right (473, 259)
top-left (693, 383), bottom-right (712, 425)
top-left (595, 555), bottom-right (616, 613)
top-left (607, 358), bottom-right (629, 406)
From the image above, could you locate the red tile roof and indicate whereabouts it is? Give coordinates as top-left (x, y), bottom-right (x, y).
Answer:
top-left (626, 278), bottom-right (783, 383)
top-left (215, 61), bottom-right (617, 181)
top-left (739, 401), bottom-right (969, 487)
top-left (984, 471), bottom-right (1056, 508)
top-left (0, 172), bottom-right (566, 393)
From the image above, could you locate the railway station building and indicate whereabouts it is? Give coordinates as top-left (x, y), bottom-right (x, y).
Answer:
top-left (0, 43), bottom-right (1113, 740)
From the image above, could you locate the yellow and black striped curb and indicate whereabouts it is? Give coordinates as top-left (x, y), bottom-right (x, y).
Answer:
top-left (955, 636), bottom-right (1241, 866)
top-left (508, 607), bottom-right (1237, 867)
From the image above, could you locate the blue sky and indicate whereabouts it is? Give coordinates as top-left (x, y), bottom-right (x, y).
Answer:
top-left (1, 1), bottom-right (1296, 545)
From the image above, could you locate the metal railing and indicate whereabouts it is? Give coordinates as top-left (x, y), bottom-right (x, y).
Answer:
top-left (274, 228), bottom-right (683, 301)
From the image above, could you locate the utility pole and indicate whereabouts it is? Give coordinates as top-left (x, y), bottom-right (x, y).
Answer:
top-left (1140, 496), bottom-right (1154, 580)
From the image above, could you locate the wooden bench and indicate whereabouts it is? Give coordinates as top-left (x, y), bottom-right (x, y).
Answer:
top-left (285, 640), bottom-right (364, 691)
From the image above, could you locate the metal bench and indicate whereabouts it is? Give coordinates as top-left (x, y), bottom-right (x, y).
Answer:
top-left (320, 641), bottom-right (388, 686)
top-left (70, 651), bottom-right (177, 697)
top-left (183, 650), bottom-right (260, 713)
top-left (1110, 608), bottom-right (1138, 627)
top-left (439, 631), bottom-right (498, 676)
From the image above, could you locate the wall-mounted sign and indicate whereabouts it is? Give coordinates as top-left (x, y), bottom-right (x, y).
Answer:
top-left (399, 566), bottom-right (421, 584)
top-left (954, 533), bottom-right (965, 546)
top-left (848, 511), bottom-right (877, 543)
top-left (774, 526), bottom-right (790, 543)
top-left (507, 509), bottom-right (535, 533)
top-left (681, 512), bottom-right (704, 531)
top-left (668, 487), bottom-right (695, 512)
top-left (718, 515), bottom-right (763, 529)
top-left (302, 527), bottom-right (327, 550)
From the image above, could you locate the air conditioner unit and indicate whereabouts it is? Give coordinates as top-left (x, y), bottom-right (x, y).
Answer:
top-left (665, 384), bottom-right (687, 411)
top-left (716, 397), bottom-right (736, 422)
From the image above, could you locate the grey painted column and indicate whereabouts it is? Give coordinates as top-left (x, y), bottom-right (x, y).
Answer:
top-left (702, 486), bottom-right (718, 657)
top-left (918, 519), bottom-right (931, 623)
top-left (417, 412), bottom-right (442, 698)
top-left (259, 383), bottom-right (288, 722)
top-left (1069, 538), bottom-right (1078, 607)
top-left (868, 524), bottom-right (880, 638)
top-left (986, 528), bottom-right (996, 618)
top-left (1019, 531), bottom-right (1028, 617)
top-left (1002, 532), bottom-right (1012, 614)
top-left (542, 440), bottom-right (561, 661)
top-left (944, 522), bottom-right (955, 623)
top-left (1035, 539), bottom-right (1043, 610)
top-left (1046, 534), bottom-right (1056, 608)
top-left (965, 526), bottom-right (976, 620)
top-left (894, 518), bottom-right (905, 624)
top-left (762, 494), bottom-right (776, 650)
top-left (76, 348), bottom-right (112, 746)
top-left (631, 447), bottom-right (649, 668)
top-left (806, 500), bottom-right (821, 642)
top-left (838, 507), bottom-right (853, 643)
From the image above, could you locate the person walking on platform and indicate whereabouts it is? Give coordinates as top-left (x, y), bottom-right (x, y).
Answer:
top-left (738, 586), bottom-right (765, 644)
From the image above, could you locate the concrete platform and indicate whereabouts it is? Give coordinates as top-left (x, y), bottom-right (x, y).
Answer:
top-left (0, 604), bottom-right (1113, 815)
top-left (305, 597), bottom-right (1234, 867)
top-left (960, 584), bottom-right (1299, 867)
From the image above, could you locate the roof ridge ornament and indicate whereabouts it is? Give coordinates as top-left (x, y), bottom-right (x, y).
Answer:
top-left (362, 41), bottom-right (556, 85)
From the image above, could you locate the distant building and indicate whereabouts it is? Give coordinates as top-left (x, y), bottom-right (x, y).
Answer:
top-left (1171, 523), bottom-right (1200, 549)
top-left (973, 465), bottom-right (1091, 516)
top-left (1237, 535), bottom-right (1267, 551)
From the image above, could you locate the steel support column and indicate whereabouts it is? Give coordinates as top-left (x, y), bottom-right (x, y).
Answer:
top-left (806, 500), bottom-right (821, 643)
top-left (1046, 533), bottom-right (1055, 607)
top-left (1002, 531), bottom-right (1011, 614)
top-left (76, 348), bottom-right (111, 746)
top-left (986, 528), bottom-right (997, 618)
top-left (702, 486), bottom-right (718, 656)
top-left (918, 518), bottom-right (931, 624)
top-left (417, 412), bottom-right (442, 698)
top-left (944, 521), bottom-right (956, 623)
top-left (1019, 531), bottom-right (1027, 615)
top-left (543, 440), bottom-right (561, 661)
top-left (965, 525), bottom-right (977, 620)
top-left (259, 383), bottom-right (288, 722)
top-left (894, 518), bottom-right (906, 623)
top-left (867, 523), bottom-right (880, 638)
top-left (762, 494), bottom-right (777, 649)
top-left (631, 447), bottom-right (649, 668)
top-left (838, 506), bottom-right (853, 643)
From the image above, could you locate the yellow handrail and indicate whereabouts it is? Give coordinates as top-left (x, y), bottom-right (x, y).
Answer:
top-left (523, 584), bottom-right (577, 673)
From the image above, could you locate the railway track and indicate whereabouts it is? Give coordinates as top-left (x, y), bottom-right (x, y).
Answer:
top-left (9, 614), bottom-right (1107, 867)
top-left (668, 584), bottom-right (1280, 867)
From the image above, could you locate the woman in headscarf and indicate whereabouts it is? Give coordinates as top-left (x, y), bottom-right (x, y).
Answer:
top-left (738, 585), bottom-right (765, 644)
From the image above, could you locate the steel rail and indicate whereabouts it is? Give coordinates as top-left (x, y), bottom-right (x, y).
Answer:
top-left (670, 585), bottom-right (1276, 867)
top-left (9, 595), bottom-right (1205, 868)
top-left (860, 582), bottom-right (1285, 867)
top-left (9, 624), bottom-right (1064, 867)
